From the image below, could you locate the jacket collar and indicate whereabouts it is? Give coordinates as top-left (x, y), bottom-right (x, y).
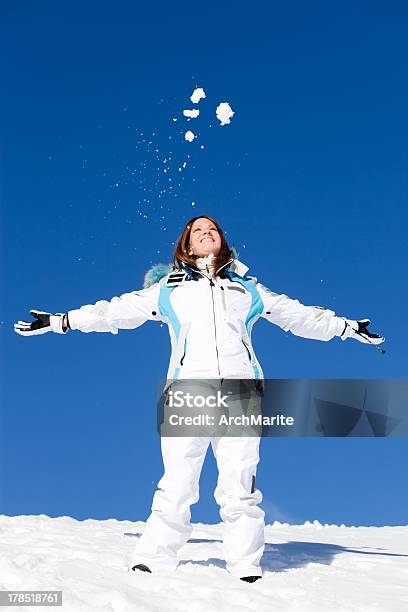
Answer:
top-left (227, 258), bottom-right (249, 277)
top-left (181, 257), bottom-right (249, 278)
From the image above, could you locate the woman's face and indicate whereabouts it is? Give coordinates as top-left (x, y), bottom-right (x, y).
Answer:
top-left (188, 217), bottom-right (222, 258)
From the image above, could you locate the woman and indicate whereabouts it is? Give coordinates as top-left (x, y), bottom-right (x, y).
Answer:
top-left (14, 215), bottom-right (384, 582)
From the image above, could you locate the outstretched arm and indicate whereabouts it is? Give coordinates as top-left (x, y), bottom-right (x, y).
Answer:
top-left (67, 282), bottom-right (162, 334)
top-left (14, 282), bottom-right (163, 336)
top-left (255, 281), bottom-right (384, 345)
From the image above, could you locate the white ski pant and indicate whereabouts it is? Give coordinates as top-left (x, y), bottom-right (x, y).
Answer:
top-left (131, 435), bottom-right (265, 577)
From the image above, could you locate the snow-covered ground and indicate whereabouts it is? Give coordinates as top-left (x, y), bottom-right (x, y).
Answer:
top-left (0, 515), bottom-right (407, 611)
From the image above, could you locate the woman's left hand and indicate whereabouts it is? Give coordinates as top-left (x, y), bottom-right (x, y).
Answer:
top-left (341, 318), bottom-right (385, 345)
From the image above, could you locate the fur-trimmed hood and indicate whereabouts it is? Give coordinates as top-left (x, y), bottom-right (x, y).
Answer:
top-left (143, 263), bottom-right (174, 289)
top-left (143, 247), bottom-right (248, 289)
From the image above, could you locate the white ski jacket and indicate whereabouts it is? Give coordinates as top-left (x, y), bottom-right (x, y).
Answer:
top-left (67, 257), bottom-right (348, 379)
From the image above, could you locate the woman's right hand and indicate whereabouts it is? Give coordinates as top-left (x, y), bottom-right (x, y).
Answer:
top-left (14, 310), bottom-right (68, 336)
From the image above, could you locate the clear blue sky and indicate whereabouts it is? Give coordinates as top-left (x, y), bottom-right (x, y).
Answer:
top-left (1, 1), bottom-right (407, 526)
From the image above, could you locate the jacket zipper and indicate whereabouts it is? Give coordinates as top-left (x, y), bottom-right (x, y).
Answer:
top-left (188, 259), bottom-right (234, 377)
top-left (207, 264), bottom-right (221, 376)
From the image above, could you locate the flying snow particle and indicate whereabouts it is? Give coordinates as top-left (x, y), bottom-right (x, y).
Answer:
top-left (190, 87), bottom-right (206, 104)
top-left (191, 202), bottom-right (195, 207)
top-left (216, 102), bottom-right (235, 126)
top-left (185, 131), bottom-right (195, 142)
top-left (183, 109), bottom-right (200, 119)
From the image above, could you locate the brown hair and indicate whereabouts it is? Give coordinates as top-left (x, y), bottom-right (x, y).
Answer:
top-left (173, 215), bottom-right (233, 273)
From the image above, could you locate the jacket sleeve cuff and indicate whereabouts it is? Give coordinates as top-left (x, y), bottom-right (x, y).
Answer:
top-left (337, 317), bottom-right (358, 341)
top-left (66, 309), bottom-right (81, 331)
top-left (336, 317), bottom-right (349, 339)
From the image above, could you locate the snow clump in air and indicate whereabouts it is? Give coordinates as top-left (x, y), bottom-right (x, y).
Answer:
top-left (190, 87), bottom-right (206, 104)
top-left (185, 131), bottom-right (196, 142)
top-left (216, 102), bottom-right (235, 126)
top-left (183, 109), bottom-right (200, 119)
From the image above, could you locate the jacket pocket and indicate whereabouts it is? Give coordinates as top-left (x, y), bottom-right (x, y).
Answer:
top-left (176, 322), bottom-right (191, 367)
top-left (180, 338), bottom-right (187, 366)
top-left (242, 338), bottom-right (254, 365)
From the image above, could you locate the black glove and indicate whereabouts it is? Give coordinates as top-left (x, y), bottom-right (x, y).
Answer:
top-left (14, 310), bottom-right (69, 336)
top-left (341, 318), bottom-right (385, 345)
